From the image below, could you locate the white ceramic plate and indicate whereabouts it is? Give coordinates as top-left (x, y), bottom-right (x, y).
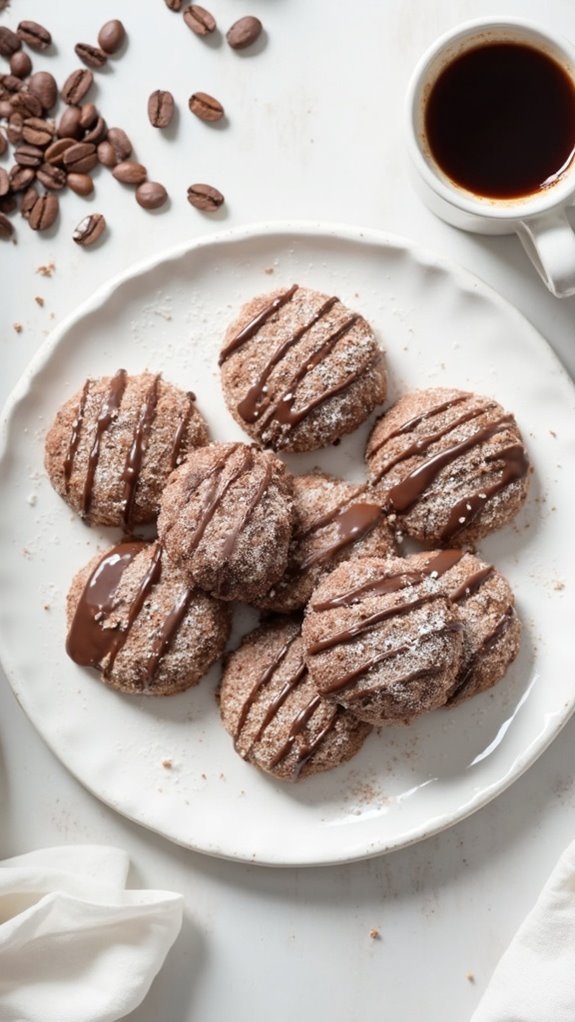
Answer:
top-left (1, 222), bottom-right (574, 867)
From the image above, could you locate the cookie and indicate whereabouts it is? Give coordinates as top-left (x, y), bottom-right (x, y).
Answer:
top-left (157, 442), bottom-right (294, 602)
top-left (393, 549), bottom-right (520, 703)
top-left (66, 540), bottom-right (231, 696)
top-left (255, 472), bottom-right (396, 613)
top-left (218, 617), bottom-right (372, 781)
top-left (219, 285), bottom-right (387, 452)
top-left (365, 387), bottom-right (530, 546)
top-left (45, 369), bottom-right (209, 529)
top-left (302, 556), bottom-right (464, 725)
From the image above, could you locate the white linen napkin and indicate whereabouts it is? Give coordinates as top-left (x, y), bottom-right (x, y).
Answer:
top-left (0, 845), bottom-right (183, 1022)
top-left (470, 838), bottom-right (575, 1022)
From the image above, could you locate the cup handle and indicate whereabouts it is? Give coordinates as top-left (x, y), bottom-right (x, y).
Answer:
top-left (516, 210), bottom-right (575, 298)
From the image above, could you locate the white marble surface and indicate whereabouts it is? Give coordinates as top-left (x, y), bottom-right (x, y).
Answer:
top-left (1, 1), bottom-right (575, 1019)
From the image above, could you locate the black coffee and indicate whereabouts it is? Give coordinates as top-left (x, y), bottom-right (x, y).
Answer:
top-left (425, 42), bottom-right (575, 199)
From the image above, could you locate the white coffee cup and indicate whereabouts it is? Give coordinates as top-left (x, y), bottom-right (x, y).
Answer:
top-left (405, 17), bottom-right (575, 298)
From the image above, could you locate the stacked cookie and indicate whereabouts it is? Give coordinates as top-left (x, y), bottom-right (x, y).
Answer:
top-left (45, 285), bottom-right (530, 783)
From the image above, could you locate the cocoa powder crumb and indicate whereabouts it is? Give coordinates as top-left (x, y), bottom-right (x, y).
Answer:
top-left (466, 972), bottom-right (476, 984)
top-left (36, 262), bottom-right (55, 277)
top-left (13, 322), bottom-right (23, 333)
top-left (162, 758), bottom-right (173, 769)
top-left (369, 928), bottom-right (381, 940)
top-left (34, 295), bottom-right (45, 306)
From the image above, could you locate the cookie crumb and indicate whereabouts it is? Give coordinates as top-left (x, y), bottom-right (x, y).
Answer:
top-left (550, 430), bottom-right (557, 438)
top-left (13, 323), bottom-right (23, 334)
top-left (466, 972), bottom-right (476, 984)
top-left (162, 758), bottom-right (173, 769)
top-left (369, 928), bottom-right (381, 940)
top-left (35, 296), bottom-right (45, 307)
top-left (264, 266), bottom-right (274, 274)
top-left (43, 603), bottom-right (51, 611)
top-left (36, 262), bottom-right (56, 277)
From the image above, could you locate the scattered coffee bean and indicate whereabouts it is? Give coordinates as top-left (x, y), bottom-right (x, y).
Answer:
top-left (14, 143), bottom-right (44, 168)
top-left (17, 21), bottom-right (52, 52)
top-left (98, 19), bottom-right (125, 55)
top-left (11, 91), bottom-right (43, 118)
top-left (186, 182), bottom-right (224, 210)
top-left (112, 160), bottom-right (147, 184)
top-left (28, 191), bottom-right (59, 230)
top-left (79, 102), bottom-right (98, 129)
top-left (0, 210), bottom-right (14, 240)
top-left (0, 193), bottom-right (17, 214)
top-left (75, 43), bottom-right (108, 69)
top-left (183, 5), bottom-right (216, 35)
top-left (6, 113), bottom-right (23, 145)
top-left (97, 139), bottom-right (117, 167)
top-left (148, 89), bottom-right (175, 128)
top-left (10, 50), bottom-right (32, 78)
top-left (83, 116), bottom-right (107, 144)
top-left (36, 162), bottom-right (67, 190)
top-left (188, 91), bottom-right (224, 122)
top-left (0, 166), bottom-right (9, 196)
top-left (1, 73), bottom-right (23, 94)
top-left (45, 137), bottom-right (76, 165)
top-left (73, 212), bottom-right (106, 246)
top-left (226, 15), bottom-right (262, 49)
top-left (57, 105), bottom-right (83, 139)
top-left (27, 71), bottom-right (58, 112)
top-left (61, 68), bottom-right (93, 105)
top-left (67, 172), bottom-right (94, 196)
top-left (0, 131), bottom-right (6, 157)
top-left (10, 156), bottom-right (36, 183)
top-left (164, 0), bottom-right (183, 10)
top-left (19, 184), bottom-right (38, 218)
top-left (63, 141), bottom-right (98, 173)
top-left (107, 126), bottom-right (132, 160)
top-left (0, 100), bottom-right (13, 120)
top-left (136, 180), bottom-right (168, 209)
top-left (0, 26), bottom-right (21, 57)
top-left (22, 117), bottom-right (54, 147)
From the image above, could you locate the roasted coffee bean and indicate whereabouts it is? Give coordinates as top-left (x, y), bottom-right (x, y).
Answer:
top-left (0, 131), bottom-right (7, 157)
top-left (19, 185), bottom-right (38, 218)
top-left (98, 19), bottom-right (125, 55)
top-left (148, 90), bottom-right (174, 128)
top-left (0, 100), bottom-right (13, 119)
top-left (83, 116), bottom-right (107, 145)
top-left (107, 126), bottom-right (132, 160)
top-left (36, 162), bottom-right (66, 190)
top-left (136, 180), bottom-right (168, 209)
top-left (11, 91), bottom-right (43, 118)
top-left (9, 164), bottom-right (35, 191)
top-left (112, 159), bottom-right (147, 184)
top-left (183, 5), bottom-right (216, 35)
top-left (0, 166), bottom-right (9, 197)
top-left (6, 113), bottom-right (23, 145)
top-left (226, 15), bottom-right (262, 49)
top-left (164, 0), bottom-right (183, 10)
top-left (0, 210), bottom-right (14, 240)
top-left (28, 71), bottom-right (58, 112)
top-left (14, 143), bottom-right (44, 168)
top-left (63, 141), bottom-right (98, 173)
top-left (61, 68), bottom-right (93, 105)
top-left (0, 73), bottom-right (22, 94)
top-left (0, 192), bottom-right (17, 214)
top-left (73, 212), bottom-right (106, 246)
top-left (75, 43), bottom-right (108, 69)
top-left (186, 182), bottom-right (224, 210)
top-left (22, 117), bottom-right (54, 147)
top-left (17, 21), bottom-right (52, 52)
top-left (45, 136), bottom-right (76, 165)
top-left (57, 105), bottom-right (83, 139)
top-left (10, 50), bottom-right (32, 78)
top-left (0, 26), bottom-right (21, 57)
top-left (28, 192), bottom-right (59, 230)
top-left (96, 140), bottom-right (117, 167)
top-left (188, 91), bottom-right (224, 122)
top-left (79, 102), bottom-right (98, 129)
top-left (67, 172), bottom-right (94, 196)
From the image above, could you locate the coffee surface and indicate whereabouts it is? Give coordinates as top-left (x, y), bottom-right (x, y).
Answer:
top-left (425, 42), bottom-right (575, 199)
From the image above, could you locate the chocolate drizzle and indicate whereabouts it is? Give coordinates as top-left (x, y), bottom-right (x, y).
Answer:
top-left (439, 444), bottom-right (529, 540)
top-left (237, 296), bottom-right (339, 423)
top-left (63, 380), bottom-right (89, 489)
top-left (121, 374), bottom-right (160, 532)
top-left (268, 695), bottom-right (338, 776)
top-left (81, 369), bottom-right (127, 518)
top-left (144, 584), bottom-right (195, 685)
top-left (368, 394), bottom-right (468, 459)
top-left (219, 284), bottom-right (299, 365)
top-left (169, 392), bottom-right (196, 470)
top-left (299, 501), bottom-right (382, 571)
top-left (185, 444), bottom-right (249, 554)
top-left (220, 454), bottom-right (272, 561)
top-left (450, 564), bottom-right (494, 602)
top-left (308, 593), bottom-right (442, 654)
top-left (234, 630), bottom-right (299, 742)
top-left (449, 607), bottom-right (516, 700)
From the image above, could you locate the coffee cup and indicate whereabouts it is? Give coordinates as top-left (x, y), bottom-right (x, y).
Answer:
top-left (405, 17), bottom-right (575, 298)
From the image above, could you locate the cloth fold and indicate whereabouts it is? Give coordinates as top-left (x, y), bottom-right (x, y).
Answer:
top-left (0, 845), bottom-right (183, 1022)
top-left (471, 838), bottom-right (575, 1022)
